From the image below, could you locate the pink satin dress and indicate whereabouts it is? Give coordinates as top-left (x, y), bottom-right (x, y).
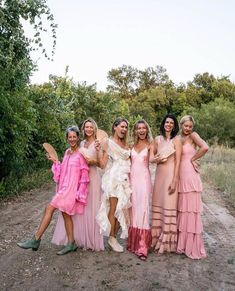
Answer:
top-left (177, 142), bottom-right (206, 259)
top-left (127, 147), bottom-right (152, 258)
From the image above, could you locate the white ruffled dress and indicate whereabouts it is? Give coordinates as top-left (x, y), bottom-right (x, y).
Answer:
top-left (96, 138), bottom-right (132, 239)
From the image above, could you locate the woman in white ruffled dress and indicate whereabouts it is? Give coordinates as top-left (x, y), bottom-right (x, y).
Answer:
top-left (95, 117), bottom-right (131, 252)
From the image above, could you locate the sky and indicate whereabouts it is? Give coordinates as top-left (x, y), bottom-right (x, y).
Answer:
top-left (28, 0), bottom-right (235, 90)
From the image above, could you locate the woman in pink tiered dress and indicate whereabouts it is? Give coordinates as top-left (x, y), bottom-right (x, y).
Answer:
top-left (127, 120), bottom-right (152, 260)
top-left (17, 126), bottom-right (89, 255)
top-left (177, 115), bottom-right (209, 259)
top-left (52, 118), bottom-right (104, 251)
top-left (150, 114), bottom-right (182, 254)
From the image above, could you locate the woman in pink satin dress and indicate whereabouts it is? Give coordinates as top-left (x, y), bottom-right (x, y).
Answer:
top-left (17, 126), bottom-right (89, 255)
top-left (52, 118), bottom-right (104, 251)
top-left (150, 114), bottom-right (182, 254)
top-left (127, 120), bottom-right (153, 260)
top-left (177, 115), bottom-right (209, 259)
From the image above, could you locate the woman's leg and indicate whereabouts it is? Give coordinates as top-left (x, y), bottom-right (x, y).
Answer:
top-left (35, 204), bottom-right (56, 240)
top-left (17, 204), bottom-right (56, 250)
top-left (62, 212), bottom-right (74, 243)
top-left (108, 197), bottom-right (118, 237)
top-left (107, 197), bottom-right (123, 252)
top-left (56, 212), bottom-right (77, 255)
top-left (114, 220), bottom-right (120, 237)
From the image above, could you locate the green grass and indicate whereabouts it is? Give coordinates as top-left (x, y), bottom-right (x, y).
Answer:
top-left (201, 145), bottom-right (235, 206)
top-left (0, 168), bottom-right (52, 199)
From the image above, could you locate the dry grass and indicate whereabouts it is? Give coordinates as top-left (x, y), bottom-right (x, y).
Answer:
top-left (201, 145), bottom-right (235, 206)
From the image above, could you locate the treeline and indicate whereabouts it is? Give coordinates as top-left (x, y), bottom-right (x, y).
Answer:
top-left (0, 1), bottom-right (235, 197)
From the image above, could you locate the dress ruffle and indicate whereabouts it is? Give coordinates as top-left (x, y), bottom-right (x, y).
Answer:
top-left (177, 191), bottom-right (206, 259)
top-left (153, 232), bottom-right (177, 253)
top-left (177, 232), bottom-right (207, 259)
top-left (178, 192), bottom-right (203, 213)
top-left (96, 172), bottom-right (132, 238)
top-left (127, 227), bottom-right (151, 257)
top-left (96, 139), bottom-right (131, 239)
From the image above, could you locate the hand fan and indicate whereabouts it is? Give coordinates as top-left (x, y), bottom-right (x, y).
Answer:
top-left (43, 143), bottom-right (59, 161)
top-left (158, 146), bottom-right (175, 159)
top-left (96, 129), bottom-right (108, 140)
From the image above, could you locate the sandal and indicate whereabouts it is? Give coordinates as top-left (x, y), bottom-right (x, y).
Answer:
top-left (138, 255), bottom-right (147, 261)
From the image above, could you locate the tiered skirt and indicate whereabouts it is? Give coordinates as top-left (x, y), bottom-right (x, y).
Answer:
top-left (177, 191), bottom-right (207, 259)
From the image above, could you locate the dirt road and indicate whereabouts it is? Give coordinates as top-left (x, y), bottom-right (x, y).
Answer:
top-left (0, 182), bottom-right (235, 291)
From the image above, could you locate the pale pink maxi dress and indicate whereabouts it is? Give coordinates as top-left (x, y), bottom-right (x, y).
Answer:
top-left (127, 147), bottom-right (152, 258)
top-left (50, 149), bottom-right (89, 215)
top-left (52, 142), bottom-right (104, 251)
top-left (151, 136), bottom-right (178, 253)
top-left (177, 142), bottom-right (207, 259)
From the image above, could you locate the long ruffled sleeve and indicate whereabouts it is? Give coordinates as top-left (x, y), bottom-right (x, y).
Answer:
top-left (75, 155), bottom-right (90, 205)
top-left (51, 162), bottom-right (61, 183)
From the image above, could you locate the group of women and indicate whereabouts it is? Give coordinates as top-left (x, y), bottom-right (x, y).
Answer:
top-left (17, 114), bottom-right (209, 260)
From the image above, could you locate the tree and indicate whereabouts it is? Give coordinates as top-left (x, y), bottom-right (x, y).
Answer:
top-left (182, 98), bottom-right (235, 146)
top-left (0, 0), bottom-right (56, 181)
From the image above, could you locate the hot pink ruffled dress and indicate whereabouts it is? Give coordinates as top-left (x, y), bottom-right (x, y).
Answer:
top-left (52, 142), bottom-right (104, 251)
top-left (127, 147), bottom-right (152, 258)
top-left (151, 136), bottom-right (178, 253)
top-left (50, 149), bottom-right (89, 215)
top-left (177, 143), bottom-right (207, 259)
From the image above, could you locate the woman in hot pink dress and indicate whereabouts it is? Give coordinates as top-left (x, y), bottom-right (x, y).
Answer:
top-left (177, 115), bottom-right (209, 259)
top-left (150, 114), bottom-right (182, 254)
top-left (52, 118), bottom-right (104, 251)
top-left (127, 120), bottom-right (152, 260)
top-left (17, 126), bottom-right (89, 255)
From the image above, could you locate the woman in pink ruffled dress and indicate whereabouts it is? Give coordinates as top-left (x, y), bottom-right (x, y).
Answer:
top-left (150, 114), bottom-right (182, 254)
top-left (127, 120), bottom-right (152, 260)
top-left (17, 126), bottom-right (89, 255)
top-left (177, 115), bottom-right (209, 259)
top-left (52, 118), bottom-right (104, 251)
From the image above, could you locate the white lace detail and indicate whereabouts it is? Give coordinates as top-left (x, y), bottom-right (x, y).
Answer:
top-left (96, 139), bottom-right (132, 239)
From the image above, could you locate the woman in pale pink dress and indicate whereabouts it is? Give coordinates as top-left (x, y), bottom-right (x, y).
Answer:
top-left (127, 120), bottom-right (152, 260)
top-left (177, 115), bottom-right (209, 259)
top-left (17, 126), bottom-right (89, 255)
top-left (52, 118), bottom-right (104, 251)
top-left (150, 114), bottom-right (182, 254)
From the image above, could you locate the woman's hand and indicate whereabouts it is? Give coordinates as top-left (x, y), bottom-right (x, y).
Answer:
top-left (94, 139), bottom-right (101, 151)
top-left (85, 157), bottom-right (98, 166)
top-left (168, 179), bottom-right (177, 195)
top-left (191, 159), bottom-right (200, 173)
top-left (46, 153), bottom-right (57, 164)
top-left (153, 154), bottom-right (167, 164)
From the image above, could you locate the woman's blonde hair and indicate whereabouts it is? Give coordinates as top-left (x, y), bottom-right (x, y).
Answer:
top-left (132, 119), bottom-right (153, 145)
top-left (81, 117), bottom-right (98, 139)
top-left (180, 115), bottom-right (195, 127)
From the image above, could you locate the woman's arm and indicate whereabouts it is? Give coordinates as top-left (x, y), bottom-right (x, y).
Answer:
top-left (76, 157), bottom-right (90, 205)
top-left (169, 136), bottom-right (182, 194)
top-left (190, 132), bottom-right (209, 172)
top-left (84, 157), bottom-right (99, 167)
top-left (95, 139), bottom-right (109, 169)
top-left (190, 132), bottom-right (209, 161)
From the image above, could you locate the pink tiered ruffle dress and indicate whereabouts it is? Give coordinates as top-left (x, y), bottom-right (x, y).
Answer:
top-left (177, 143), bottom-right (207, 259)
